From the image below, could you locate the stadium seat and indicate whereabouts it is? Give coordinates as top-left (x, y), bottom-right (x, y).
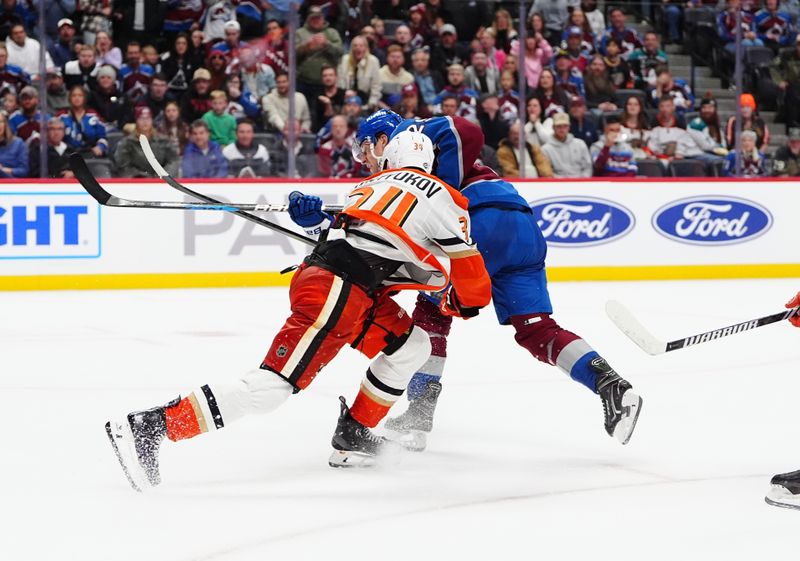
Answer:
top-left (84, 158), bottom-right (113, 178)
top-left (744, 46), bottom-right (776, 69)
top-left (296, 154), bottom-right (318, 178)
top-left (382, 19), bottom-right (404, 38)
top-left (683, 8), bottom-right (718, 67)
top-left (668, 159), bottom-right (707, 177)
top-left (299, 133), bottom-right (316, 155)
top-left (636, 159), bottom-right (665, 177)
top-left (106, 132), bottom-right (124, 154)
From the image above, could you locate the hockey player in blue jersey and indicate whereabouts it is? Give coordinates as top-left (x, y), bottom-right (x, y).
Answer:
top-left (288, 110), bottom-right (642, 450)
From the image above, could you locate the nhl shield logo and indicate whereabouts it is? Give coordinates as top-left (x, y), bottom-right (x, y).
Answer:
top-left (276, 345), bottom-right (288, 358)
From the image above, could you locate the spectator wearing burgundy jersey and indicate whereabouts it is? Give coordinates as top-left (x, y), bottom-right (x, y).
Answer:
top-left (497, 70), bottom-right (520, 124)
top-left (534, 68), bottom-right (570, 118)
top-left (407, 4), bottom-right (433, 51)
top-left (8, 85), bottom-right (45, 143)
top-left (717, 0), bottom-right (763, 56)
top-left (598, 8), bottom-right (642, 59)
top-left (0, 41), bottom-right (28, 96)
top-left (261, 19), bottom-right (289, 76)
top-left (591, 114), bottom-right (637, 176)
top-left (317, 114), bottom-right (361, 178)
top-left (119, 42), bottom-right (154, 105)
top-left (433, 63), bottom-right (479, 122)
top-left (755, 0), bottom-right (795, 53)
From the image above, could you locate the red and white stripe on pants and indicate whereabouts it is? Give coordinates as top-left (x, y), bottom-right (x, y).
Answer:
top-left (262, 265), bottom-right (414, 425)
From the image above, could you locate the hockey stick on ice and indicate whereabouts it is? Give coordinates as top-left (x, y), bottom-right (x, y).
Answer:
top-left (136, 136), bottom-right (318, 246)
top-left (605, 300), bottom-right (800, 355)
top-left (68, 154), bottom-right (343, 213)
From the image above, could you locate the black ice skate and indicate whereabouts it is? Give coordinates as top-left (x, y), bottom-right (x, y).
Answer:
top-left (592, 357), bottom-right (642, 445)
top-left (384, 380), bottom-right (442, 452)
top-left (105, 400), bottom-right (172, 491)
top-left (765, 470), bottom-right (800, 510)
top-left (329, 396), bottom-right (397, 468)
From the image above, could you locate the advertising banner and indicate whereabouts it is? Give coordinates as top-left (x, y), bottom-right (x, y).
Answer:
top-left (1, 178), bottom-right (799, 290)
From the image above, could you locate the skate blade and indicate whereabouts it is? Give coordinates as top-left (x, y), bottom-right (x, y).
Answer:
top-left (328, 442), bottom-right (402, 469)
top-left (613, 391), bottom-right (643, 445)
top-left (105, 420), bottom-right (147, 492)
top-left (328, 449), bottom-right (379, 468)
top-left (386, 430), bottom-right (428, 452)
top-left (765, 485), bottom-right (800, 510)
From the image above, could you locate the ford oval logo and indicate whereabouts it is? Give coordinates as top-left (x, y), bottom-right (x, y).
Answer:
top-left (529, 197), bottom-right (635, 247)
top-left (652, 196), bottom-right (772, 245)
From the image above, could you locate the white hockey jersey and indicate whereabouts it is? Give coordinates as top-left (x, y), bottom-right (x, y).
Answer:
top-left (329, 167), bottom-right (491, 308)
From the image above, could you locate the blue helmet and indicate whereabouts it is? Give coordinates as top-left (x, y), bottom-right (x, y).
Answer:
top-left (353, 109), bottom-right (403, 163)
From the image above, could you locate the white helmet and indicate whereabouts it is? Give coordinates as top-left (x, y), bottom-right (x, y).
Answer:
top-left (380, 127), bottom-right (435, 172)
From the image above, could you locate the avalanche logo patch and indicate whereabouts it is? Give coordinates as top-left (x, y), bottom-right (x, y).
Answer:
top-left (652, 196), bottom-right (773, 245)
top-left (529, 197), bottom-right (635, 247)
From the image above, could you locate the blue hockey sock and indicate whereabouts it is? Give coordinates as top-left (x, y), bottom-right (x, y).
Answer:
top-left (407, 372), bottom-right (441, 400)
top-left (568, 350), bottom-right (600, 392)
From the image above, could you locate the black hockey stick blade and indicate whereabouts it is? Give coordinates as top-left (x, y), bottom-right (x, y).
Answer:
top-left (69, 152), bottom-right (113, 205)
top-left (606, 300), bottom-right (800, 355)
top-left (138, 134), bottom-right (317, 247)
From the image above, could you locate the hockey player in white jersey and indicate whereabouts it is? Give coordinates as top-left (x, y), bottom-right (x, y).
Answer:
top-left (105, 130), bottom-right (492, 489)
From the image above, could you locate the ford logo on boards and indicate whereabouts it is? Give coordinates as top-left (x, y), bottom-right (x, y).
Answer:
top-left (652, 196), bottom-right (772, 245)
top-left (529, 197), bottom-right (635, 247)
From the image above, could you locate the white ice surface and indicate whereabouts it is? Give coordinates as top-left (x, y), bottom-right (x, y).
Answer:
top-left (2, 279), bottom-right (800, 560)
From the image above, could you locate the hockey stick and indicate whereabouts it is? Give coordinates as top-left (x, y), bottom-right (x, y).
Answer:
top-left (606, 300), bottom-right (800, 355)
top-left (134, 136), bottom-right (317, 246)
top-left (68, 154), bottom-right (343, 213)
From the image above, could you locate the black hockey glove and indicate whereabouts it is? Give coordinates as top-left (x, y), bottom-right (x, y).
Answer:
top-left (439, 288), bottom-right (481, 319)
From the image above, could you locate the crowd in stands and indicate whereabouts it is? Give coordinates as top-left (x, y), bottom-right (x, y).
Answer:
top-left (0, 0), bottom-right (799, 179)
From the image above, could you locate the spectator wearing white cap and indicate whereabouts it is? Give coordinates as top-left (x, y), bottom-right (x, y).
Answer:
top-left (542, 111), bottom-right (593, 178)
top-left (88, 64), bottom-right (127, 129)
top-left (212, 20), bottom-right (248, 60)
top-left (48, 18), bottom-right (79, 69)
top-left (430, 24), bottom-right (469, 77)
top-left (6, 23), bottom-right (53, 81)
top-left (41, 0), bottom-right (76, 45)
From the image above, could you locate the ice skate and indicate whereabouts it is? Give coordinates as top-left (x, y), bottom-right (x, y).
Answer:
top-left (765, 470), bottom-right (800, 510)
top-left (329, 396), bottom-right (398, 468)
top-left (105, 400), bottom-right (171, 491)
top-left (592, 357), bottom-right (642, 445)
top-left (384, 380), bottom-right (442, 452)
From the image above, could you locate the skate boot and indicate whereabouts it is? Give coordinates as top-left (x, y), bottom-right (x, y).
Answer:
top-left (592, 357), bottom-right (642, 445)
top-left (105, 399), bottom-right (173, 491)
top-left (329, 396), bottom-right (397, 468)
top-left (765, 470), bottom-right (800, 510)
top-left (384, 380), bottom-right (442, 452)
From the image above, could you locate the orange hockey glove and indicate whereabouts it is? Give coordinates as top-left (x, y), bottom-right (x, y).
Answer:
top-left (786, 292), bottom-right (800, 327)
top-left (439, 288), bottom-right (481, 319)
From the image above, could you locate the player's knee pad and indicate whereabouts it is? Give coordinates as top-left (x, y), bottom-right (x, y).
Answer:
top-left (510, 314), bottom-right (581, 366)
top-left (413, 294), bottom-right (452, 357)
top-left (370, 326), bottom-right (431, 392)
